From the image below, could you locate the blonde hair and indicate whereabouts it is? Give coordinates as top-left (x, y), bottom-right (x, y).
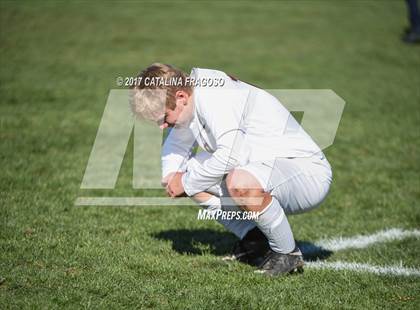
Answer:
top-left (130, 63), bottom-right (192, 121)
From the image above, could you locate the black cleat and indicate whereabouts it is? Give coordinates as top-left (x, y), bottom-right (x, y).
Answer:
top-left (222, 227), bottom-right (270, 266)
top-left (255, 247), bottom-right (304, 276)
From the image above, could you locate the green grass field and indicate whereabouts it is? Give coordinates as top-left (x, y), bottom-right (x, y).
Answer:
top-left (1, 1), bottom-right (419, 309)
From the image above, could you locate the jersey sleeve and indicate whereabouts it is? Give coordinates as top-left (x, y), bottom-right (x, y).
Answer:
top-left (161, 126), bottom-right (195, 180)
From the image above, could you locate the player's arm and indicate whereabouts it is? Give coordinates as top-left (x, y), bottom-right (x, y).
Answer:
top-left (161, 125), bottom-right (195, 186)
top-left (181, 88), bottom-right (250, 196)
top-left (182, 130), bottom-right (245, 196)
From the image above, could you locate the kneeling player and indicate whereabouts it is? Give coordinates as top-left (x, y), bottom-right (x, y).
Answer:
top-left (130, 63), bottom-right (332, 276)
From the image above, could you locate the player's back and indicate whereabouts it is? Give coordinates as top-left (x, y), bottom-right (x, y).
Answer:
top-left (190, 67), bottom-right (322, 162)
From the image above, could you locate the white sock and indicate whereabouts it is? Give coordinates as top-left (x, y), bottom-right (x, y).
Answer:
top-left (255, 197), bottom-right (296, 254)
top-left (199, 196), bottom-right (255, 239)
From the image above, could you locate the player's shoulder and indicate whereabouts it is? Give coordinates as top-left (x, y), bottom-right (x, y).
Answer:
top-left (191, 67), bottom-right (232, 112)
top-left (189, 67), bottom-right (235, 91)
top-left (190, 67), bottom-right (253, 120)
top-left (190, 67), bottom-right (230, 80)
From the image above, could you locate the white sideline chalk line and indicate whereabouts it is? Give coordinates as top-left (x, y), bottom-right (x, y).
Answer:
top-left (299, 228), bottom-right (420, 255)
top-left (299, 228), bottom-right (420, 277)
top-left (306, 261), bottom-right (420, 277)
top-left (313, 228), bottom-right (420, 252)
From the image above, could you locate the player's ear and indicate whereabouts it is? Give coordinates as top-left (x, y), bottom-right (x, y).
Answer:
top-left (175, 90), bottom-right (188, 106)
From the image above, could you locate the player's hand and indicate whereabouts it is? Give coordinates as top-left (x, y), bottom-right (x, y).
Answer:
top-left (166, 172), bottom-right (185, 198)
top-left (161, 172), bottom-right (176, 187)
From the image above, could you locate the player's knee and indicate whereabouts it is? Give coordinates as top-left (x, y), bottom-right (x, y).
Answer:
top-left (226, 169), bottom-right (266, 210)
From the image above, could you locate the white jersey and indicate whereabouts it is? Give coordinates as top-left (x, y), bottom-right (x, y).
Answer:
top-left (161, 68), bottom-right (322, 196)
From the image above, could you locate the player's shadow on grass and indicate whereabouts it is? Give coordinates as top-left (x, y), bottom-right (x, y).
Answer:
top-left (153, 229), bottom-right (236, 256)
top-left (153, 229), bottom-right (333, 261)
top-left (296, 241), bottom-right (333, 261)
